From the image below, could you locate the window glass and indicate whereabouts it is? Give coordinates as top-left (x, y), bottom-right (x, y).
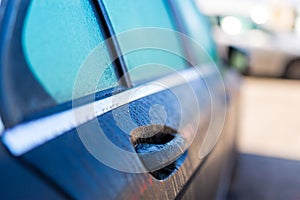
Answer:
top-left (23, 0), bottom-right (118, 104)
top-left (102, 0), bottom-right (187, 83)
top-left (174, 0), bottom-right (218, 64)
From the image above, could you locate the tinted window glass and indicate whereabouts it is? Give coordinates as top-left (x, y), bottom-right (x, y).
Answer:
top-left (102, 0), bottom-right (187, 83)
top-left (23, 0), bottom-right (118, 104)
top-left (174, 0), bottom-right (218, 64)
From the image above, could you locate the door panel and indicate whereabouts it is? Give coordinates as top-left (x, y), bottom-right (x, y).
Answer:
top-left (15, 68), bottom-right (223, 199)
top-left (0, 143), bottom-right (65, 199)
top-left (180, 71), bottom-right (241, 200)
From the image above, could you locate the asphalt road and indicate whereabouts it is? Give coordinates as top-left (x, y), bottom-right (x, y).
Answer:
top-left (228, 77), bottom-right (300, 200)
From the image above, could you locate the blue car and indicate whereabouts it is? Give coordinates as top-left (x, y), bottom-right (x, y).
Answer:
top-left (0, 0), bottom-right (241, 199)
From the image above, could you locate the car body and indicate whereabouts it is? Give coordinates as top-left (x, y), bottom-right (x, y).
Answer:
top-left (0, 0), bottom-right (240, 199)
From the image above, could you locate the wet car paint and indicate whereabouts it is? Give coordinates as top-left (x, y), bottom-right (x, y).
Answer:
top-left (0, 0), bottom-right (241, 199)
top-left (18, 71), bottom-right (223, 199)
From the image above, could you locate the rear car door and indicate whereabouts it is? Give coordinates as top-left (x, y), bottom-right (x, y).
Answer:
top-left (0, 0), bottom-right (228, 199)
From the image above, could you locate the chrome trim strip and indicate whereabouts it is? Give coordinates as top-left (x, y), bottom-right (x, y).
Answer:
top-left (3, 67), bottom-right (212, 156)
top-left (0, 117), bottom-right (4, 136)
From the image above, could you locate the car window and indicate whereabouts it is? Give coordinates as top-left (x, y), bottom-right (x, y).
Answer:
top-left (173, 0), bottom-right (218, 64)
top-left (102, 0), bottom-right (187, 83)
top-left (22, 0), bottom-right (118, 104)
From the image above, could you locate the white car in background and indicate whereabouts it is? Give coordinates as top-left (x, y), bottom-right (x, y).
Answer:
top-left (198, 0), bottom-right (300, 79)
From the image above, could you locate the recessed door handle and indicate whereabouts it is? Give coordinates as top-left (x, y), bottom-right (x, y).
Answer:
top-left (131, 125), bottom-right (187, 172)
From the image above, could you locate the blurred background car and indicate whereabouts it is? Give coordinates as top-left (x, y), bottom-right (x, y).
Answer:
top-left (198, 0), bottom-right (300, 79)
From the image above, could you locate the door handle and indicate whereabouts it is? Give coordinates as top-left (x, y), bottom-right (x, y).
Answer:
top-left (131, 125), bottom-right (187, 172)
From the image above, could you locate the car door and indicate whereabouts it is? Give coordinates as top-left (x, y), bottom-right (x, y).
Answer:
top-left (0, 0), bottom-right (229, 199)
